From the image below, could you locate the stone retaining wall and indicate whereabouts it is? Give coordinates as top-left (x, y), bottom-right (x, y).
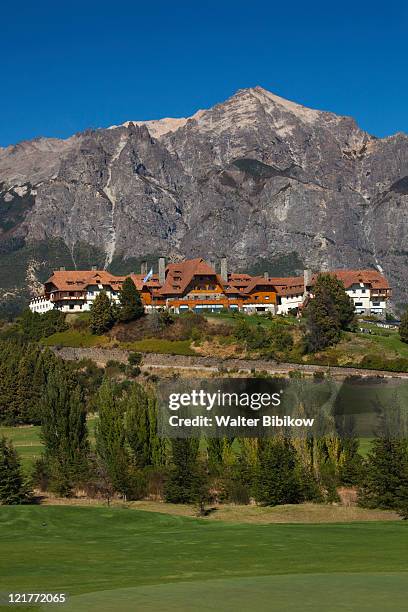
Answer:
top-left (51, 346), bottom-right (408, 379)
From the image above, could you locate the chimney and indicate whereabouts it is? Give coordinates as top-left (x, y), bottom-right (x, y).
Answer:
top-left (263, 271), bottom-right (268, 280)
top-left (220, 257), bottom-right (228, 282)
top-left (158, 257), bottom-right (166, 285)
top-left (140, 260), bottom-right (148, 276)
top-left (304, 269), bottom-right (312, 296)
top-left (59, 266), bottom-right (65, 271)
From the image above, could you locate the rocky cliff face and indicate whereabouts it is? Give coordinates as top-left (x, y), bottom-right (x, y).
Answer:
top-left (1, 86), bottom-right (408, 313)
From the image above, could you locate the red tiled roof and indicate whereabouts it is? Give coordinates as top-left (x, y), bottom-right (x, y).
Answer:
top-left (157, 258), bottom-right (219, 296)
top-left (326, 269), bottom-right (390, 290)
top-left (240, 277), bottom-right (279, 294)
top-left (270, 276), bottom-right (304, 296)
top-left (45, 270), bottom-right (126, 292)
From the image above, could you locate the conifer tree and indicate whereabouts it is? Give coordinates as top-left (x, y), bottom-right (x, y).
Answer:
top-left (358, 437), bottom-right (408, 509)
top-left (40, 364), bottom-right (89, 496)
top-left (165, 438), bottom-right (208, 505)
top-left (118, 277), bottom-right (144, 323)
top-left (305, 273), bottom-right (355, 351)
top-left (0, 437), bottom-right (30, 504)
top-left (254, 437), bottom-right (302, 506)
top-left (399, 308), bottom-right (408, 344)
top-left (90, 291), bottom-right (115, 334)
top-left (95, 378), bottom-right (131, 496)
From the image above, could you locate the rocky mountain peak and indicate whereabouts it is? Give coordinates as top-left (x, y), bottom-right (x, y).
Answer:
top-left (0, 87), bottom-right (407, 314)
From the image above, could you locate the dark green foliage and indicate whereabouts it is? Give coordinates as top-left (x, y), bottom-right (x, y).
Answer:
top-left (233, 319), bottom-right (270, 350)
top-left (19, 308), bottom-right (68, 341)
top-left (40, 363), bottom-right (89, 496)
top-left (399, 309), bottom-right (408, 344)
top-left (95, 378), bottom-right (131, 496)
top-left (359, 354), bottom-right (408, 372)
top-left (128, 352), bottom-right (142, 366)
top-left (118, 277), bottom-right (144, 323)
top-left (254, 438), bottom-right (302, 506)
top-left (358, 437), bottom-right (408, 510)
top-left (0, 437), bottom-right (31, 504)
top-left (108, 253), bottom-right (159, 276)
top-left (124, 384), bottom-right (151, 468)
top-left (273, 329), bottom-right (294, 351)
top-left (338, 437), bottom-right (364, 486)
top-left (0, 341), bottom-right (55, 424)
top-left (165, 438), bottom-right (209, 506)
top-left (245, 252), bottom-right (304, 277)
top-left (90, 291), bottom-right (115, 334)
top-left (396, 482), bottom-right (408, 519)
top-left (305, 273), bottom-right (355, 351)
top-left (207, 438), bottom-right (225, 474)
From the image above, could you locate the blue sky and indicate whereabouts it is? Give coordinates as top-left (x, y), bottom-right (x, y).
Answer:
top-left (1, 0), bottom-right (407, 146)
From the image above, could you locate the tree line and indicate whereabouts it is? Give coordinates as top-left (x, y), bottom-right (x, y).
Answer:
top-left (1, 357), bottom-right (407, 518)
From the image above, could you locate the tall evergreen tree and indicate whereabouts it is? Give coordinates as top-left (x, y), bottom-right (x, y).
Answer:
top-left (41, 364), bottom-right (89, 496)
top-left (95, 378), bottom-right (130, 496)
top-left (165, 438), bottom-right (208, 505)
top-left (90, 291), bottom-right (115, 335)
top-left (399, 308), bottom-right (408, 344)
top-left (358, 437), bottom-right (408, 509)
top-left (0, 437), bottom-right (30, 504)
top-left (305, 273), bottom-right (355, 351)
top-left (118, 277), bottom-right (144, 323)
top-left (254, 437), bottom-right (302, 506)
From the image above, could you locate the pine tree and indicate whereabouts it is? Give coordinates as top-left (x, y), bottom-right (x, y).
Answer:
top-left (338, 437), bottom-right (363, 486)
top-left (40, 364), bottom-right (89, 496)
top-left (90, 291), bottom-right (115, 334)
top-left (358, 437), bottom-right (408, 509)
top-left (95, 378), bottom-right (131, 496)
top-left (254, 437), bottom-right (302, 506)
top-left (118, 277), bottom-right (144, 323)
top-left (165, 438), bottom-right (208, 505)
top-left (305, 273), bottom-right (355, 351)
top-left (399, 308), bottom-right (408, 344)
top-left (0, 437), bottom-right (30, 504)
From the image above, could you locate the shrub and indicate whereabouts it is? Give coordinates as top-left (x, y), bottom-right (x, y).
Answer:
top-left (128, 352), bottom-right (142, 366)
top-left (273, 330), bottom-right (294, 351)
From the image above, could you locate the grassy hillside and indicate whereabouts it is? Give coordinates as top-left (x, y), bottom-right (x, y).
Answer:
top-left (0, 506), bottom-right (407, 611)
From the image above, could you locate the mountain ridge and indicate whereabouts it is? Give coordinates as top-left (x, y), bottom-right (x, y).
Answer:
top-left (0, 86), bottom-right (407, 314)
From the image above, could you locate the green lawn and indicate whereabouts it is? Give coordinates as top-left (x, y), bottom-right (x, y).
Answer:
top-left (122, 338), bottom-right (195, 355)
top-left (363, 332), bottom-right (408, 358)
top-left (0, 506), bottom-right (407, 611)
top-left (0, 425), bottom-right (42, 472)
top-left (41, 330), bottom-right (109, 348)
top-left (0, 417), bottom-right (97, 473)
